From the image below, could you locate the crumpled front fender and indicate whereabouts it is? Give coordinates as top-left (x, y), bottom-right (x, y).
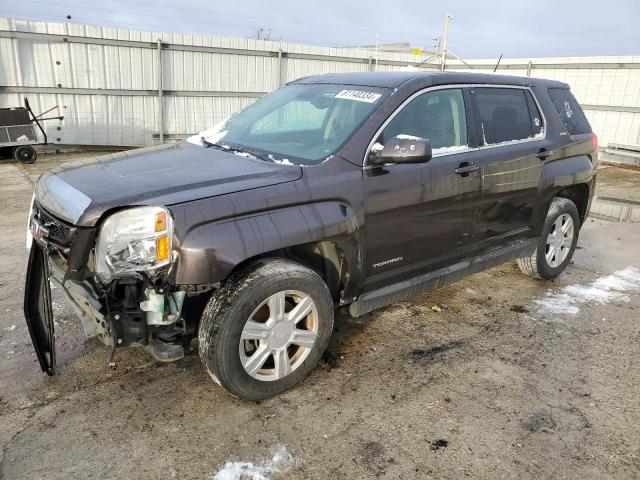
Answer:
top-left (168, 201), bottom-right (361, 287)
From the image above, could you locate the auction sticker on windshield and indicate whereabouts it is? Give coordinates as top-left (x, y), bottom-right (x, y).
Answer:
top-left (335, 90), bottom-right (382, 103)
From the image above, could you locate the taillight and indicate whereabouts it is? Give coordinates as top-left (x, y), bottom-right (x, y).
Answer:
top-left (590, 133), bottom-right (598, 160)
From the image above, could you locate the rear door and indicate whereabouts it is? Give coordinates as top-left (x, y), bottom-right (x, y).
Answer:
top-left (362, 87), bottom-right (483, 290)
top-left (472, 86), bottom-right (547, 244)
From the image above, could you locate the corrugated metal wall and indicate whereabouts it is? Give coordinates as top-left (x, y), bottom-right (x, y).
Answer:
top-left (1, 17), bottom-right (639, 148)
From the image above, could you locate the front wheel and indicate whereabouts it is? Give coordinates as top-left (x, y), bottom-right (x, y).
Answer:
top-left (198, 259), bottom-right (334, 400)
top-left (518, 197), bottom-right (580, 280)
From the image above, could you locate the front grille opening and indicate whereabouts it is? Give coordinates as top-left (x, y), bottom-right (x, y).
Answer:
top-left (34, 203), bottom-right (73, 247)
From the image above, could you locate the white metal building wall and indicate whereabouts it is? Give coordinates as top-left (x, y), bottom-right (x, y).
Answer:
top-left (1, 17), bottom-right (639, 148)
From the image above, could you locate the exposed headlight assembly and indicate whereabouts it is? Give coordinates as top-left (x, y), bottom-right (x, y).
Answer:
top-left (95, 206), bottom-right (173, 281)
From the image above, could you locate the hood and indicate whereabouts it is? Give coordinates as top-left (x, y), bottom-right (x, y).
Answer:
top-left (35, 141), bottom-right (302, 227)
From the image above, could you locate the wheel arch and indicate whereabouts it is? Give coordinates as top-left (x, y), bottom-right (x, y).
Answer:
top-left (227, 240), bottom-right (348, 302)
top-left (555, 183), bottom-right (591, 225)
top-left (539, 155), bottom-right (595, 229)
top-left (169, 201), bottom-right (363, 302)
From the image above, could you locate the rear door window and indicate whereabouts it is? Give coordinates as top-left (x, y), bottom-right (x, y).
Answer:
top-left (547, 88), bottom-right (591, 135)
top-left (474, 88), bottom-right (534, 144)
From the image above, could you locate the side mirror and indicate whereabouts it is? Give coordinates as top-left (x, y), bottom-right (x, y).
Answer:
top-left (368, 135), bottom-right (432, 166)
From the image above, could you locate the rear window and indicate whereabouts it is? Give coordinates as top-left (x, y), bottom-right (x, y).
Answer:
top-left (547, 88), bottom-right (591, 135)
top-left (475, 88), bottom-right (534, 144)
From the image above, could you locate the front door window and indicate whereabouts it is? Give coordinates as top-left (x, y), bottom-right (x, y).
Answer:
top-left (379, 88), bottom-right (468, 153)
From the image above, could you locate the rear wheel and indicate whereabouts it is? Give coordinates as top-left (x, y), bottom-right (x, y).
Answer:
top-left (13, 145), bottom-right (37, 164)
top-left (518, 197), bottom-right (580, 279)
top-left (198, 258), bottom-right (334, 400)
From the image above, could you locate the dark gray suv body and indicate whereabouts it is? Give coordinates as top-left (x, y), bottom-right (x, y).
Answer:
top-left (25, 72), bottom-right (597, 399)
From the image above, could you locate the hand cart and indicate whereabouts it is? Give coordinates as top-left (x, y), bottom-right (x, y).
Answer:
top-left (0, 97), bottom-right (64, 164)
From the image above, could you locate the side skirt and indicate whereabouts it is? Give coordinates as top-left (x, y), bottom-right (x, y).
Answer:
top-left (349, 238), bottom-right (537, 317)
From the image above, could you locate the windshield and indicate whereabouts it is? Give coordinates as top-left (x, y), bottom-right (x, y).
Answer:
top-left (187, 83), bottom-right (389, 165)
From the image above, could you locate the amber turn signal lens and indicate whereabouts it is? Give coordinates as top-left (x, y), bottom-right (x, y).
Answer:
top-left (155, 212), bottom-right (167, 232)
top-left (156, 235), bottom-right (170, 261)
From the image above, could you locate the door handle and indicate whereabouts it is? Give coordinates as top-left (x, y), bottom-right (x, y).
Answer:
top-left (454, 162), bottom-right (480, 176)
top-left (536, 149), bottom-right (554, 160)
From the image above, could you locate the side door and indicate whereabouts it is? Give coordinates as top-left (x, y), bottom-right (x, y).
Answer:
top-left (472, 87), bottom-right (547, 244)
top-left (362, 87), bottom-right (483, 291)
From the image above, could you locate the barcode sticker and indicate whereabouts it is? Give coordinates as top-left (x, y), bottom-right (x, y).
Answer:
top-left (335, 90), bottom-right (382, 103)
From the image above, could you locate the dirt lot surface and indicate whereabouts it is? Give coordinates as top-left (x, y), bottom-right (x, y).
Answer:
top-left (0, 153), bottom-right (639, 479)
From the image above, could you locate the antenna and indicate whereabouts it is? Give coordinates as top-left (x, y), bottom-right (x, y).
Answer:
top-left (493, 54), bottom-right (503, 73)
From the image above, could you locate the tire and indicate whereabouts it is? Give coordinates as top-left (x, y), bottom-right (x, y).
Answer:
top-left (198, 258), bottom-right (334, 401)
top-left (518, 197), bottom-right (580, 280)
top-left (13, 145), bottom-right (37, 164)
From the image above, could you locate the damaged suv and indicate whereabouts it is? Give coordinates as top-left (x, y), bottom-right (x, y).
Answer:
top-left (25, 72), bottom-right (597, 400)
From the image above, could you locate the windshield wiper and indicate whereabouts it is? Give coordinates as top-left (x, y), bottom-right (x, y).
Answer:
top-left (201, 138), bottom-right (273, 163)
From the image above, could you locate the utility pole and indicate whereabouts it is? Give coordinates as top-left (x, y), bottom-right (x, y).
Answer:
top-left (440, 13), bottom-right (452, 71)
top-left (374, 31), bottom-right (379, 72)
top-left (157, 39), bottom-right (163, 144)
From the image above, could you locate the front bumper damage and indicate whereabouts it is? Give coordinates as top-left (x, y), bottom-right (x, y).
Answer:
top-left (24, 243), bottom-right (56, 374)
top-left (24, 203), bottom-right (196, 374)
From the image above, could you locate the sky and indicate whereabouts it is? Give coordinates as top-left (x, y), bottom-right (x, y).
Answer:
top-left (2, 0), bottom-right (640, 59)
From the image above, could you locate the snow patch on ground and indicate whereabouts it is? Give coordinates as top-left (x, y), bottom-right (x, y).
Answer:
top-left (211, 445), bottom-right (298, 480)
top-left (533, 267), bottom-right (640, 317)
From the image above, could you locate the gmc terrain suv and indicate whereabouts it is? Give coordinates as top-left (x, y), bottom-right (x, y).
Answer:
top-left (24, 72), bottom-right (597, 400)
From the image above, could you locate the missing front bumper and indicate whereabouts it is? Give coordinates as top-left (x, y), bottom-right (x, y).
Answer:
top-left (24, 242), bottom-right (191, 374)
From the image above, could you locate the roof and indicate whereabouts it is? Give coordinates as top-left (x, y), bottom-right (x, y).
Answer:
top-left (292, 71), bottom-right (568, 89)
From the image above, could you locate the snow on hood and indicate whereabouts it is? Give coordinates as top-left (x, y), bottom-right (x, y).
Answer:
top-left (186, 118), bottom-right (229, 146)
top-left (186, 120), bottom-right (301, 166)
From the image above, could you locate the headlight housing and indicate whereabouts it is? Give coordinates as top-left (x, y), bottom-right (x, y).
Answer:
top-left (95, 206), bottom-right (173, 281)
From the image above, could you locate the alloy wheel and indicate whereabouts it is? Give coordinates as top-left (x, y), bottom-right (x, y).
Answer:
top-left (545, 213), bottom-right (574, 268)
top-left (239, 290), bottom-right (318, 381)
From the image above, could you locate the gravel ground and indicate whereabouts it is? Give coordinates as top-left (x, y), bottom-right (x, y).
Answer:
top-left (0, 152), bottom-right (638, 480)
